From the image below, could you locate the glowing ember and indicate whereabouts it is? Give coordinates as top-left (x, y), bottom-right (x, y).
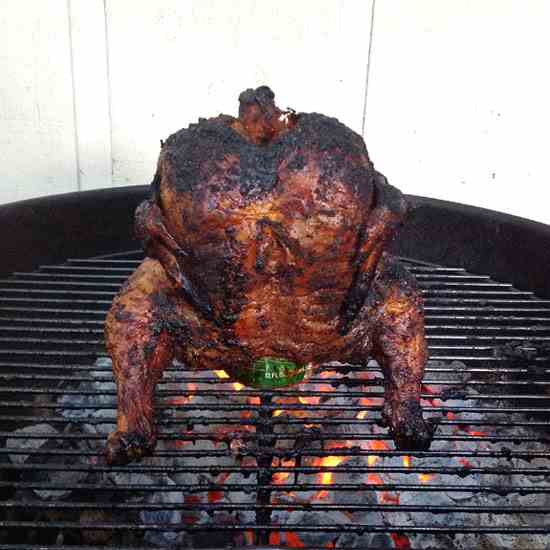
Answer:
top-left (233, 382), bottom-right (245, 391)
top-left (421, 383), bottom-right (440, 408)
top-left (167, 383), bottom-right (197, 405)
top-left (318, 456), bottom-right (346, 485)
top-left (418, 473), bottom-right (434, 484)
top-left (273, 409), bottom-right (283, 417)
top-left (286, 531), bottom-right (306, 548)
top-left (248, 396), bottom-right (260, 406)
top-left (356, 410), bottom-right (368, 420)
top-left (213, 369), bottom-right (230, 379)
top-left (465, 429), bottom-right (487, 437)
top-left (367, 455), bottom-right (378, 467)
top-left (273, 472), bottom-right (291, 484)
top-left (273, 458), bottom-right (295, 484)
top-left (365, 439), bottom-right (389, 467)
top-left (390, 532), bottom-right (411, 549)
top-left (402, 455), bottom-right (411, 468)
top-left (298, 396), bottom-right (320, 405)
top-left (456, 424), bottom-right (488, 438)
top-left (326, 439), bottom-right (354, 452)
top-left (358, 397), bottom-right (371, 407)
top-left (319, 369), bottom-right (338, 379)
top-left (309, 455), bottom-right (347, 500)
top-left (379, 491), bottom-right (400, 505)
top-left (207, 490), bottom-right (223, 503)
top-left (366, 472), bottom-right (384, 485)
top-left (168, 395), bottom-right (192, 406)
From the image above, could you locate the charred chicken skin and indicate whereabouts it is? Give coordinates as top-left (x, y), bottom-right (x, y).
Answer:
top-left (105, 86), bottom-right (432, 465)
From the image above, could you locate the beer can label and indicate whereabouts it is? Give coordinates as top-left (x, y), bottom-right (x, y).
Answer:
top-left (238, 357), bottom-right (307, 389)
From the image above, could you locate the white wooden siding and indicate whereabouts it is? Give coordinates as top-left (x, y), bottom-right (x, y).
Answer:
top-left (1, 0), bottom-right (549, 225)
top-left (1, 0), bottom-right (78, 200)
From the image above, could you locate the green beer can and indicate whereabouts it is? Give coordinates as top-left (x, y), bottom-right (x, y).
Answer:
top-left (238, 357), bottom-right (310, 389)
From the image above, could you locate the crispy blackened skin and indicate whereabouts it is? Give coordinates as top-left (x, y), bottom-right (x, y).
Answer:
top-left (105, 86), bottom-right (432, 465)
top-left (338, 172), bottom-right (408, 334)
top-left (135, 199), bottom-right (215, 322)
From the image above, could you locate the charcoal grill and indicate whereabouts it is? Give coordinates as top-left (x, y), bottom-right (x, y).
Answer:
top-left (1, 187), bottom-right (550, 550)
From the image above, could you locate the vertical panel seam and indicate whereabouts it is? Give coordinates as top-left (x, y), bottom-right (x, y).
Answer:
top-left (103, 0), bottom-right (114, 186)
top-left (361, 0), bottom-right (376, 137)
top-left (67, 0), bottom-right (81, 192)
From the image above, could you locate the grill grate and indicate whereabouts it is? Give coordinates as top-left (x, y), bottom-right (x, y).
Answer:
top-left (1, 251), bottom-right (550, 549)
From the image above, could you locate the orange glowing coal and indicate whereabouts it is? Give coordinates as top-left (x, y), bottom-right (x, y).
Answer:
top-left (319, 455), bottom-right (346, 484)
top-left (390, 532), bottom-right (411, 549)
top-left (418, 473), bottom-right (434, 484)
top-left (319, 369), bottom-right (338, 379)
top-left (421, 383), bottom-right (440, 409)
top-left (213, 369), bottom-right (245, 392)
top-left (458, 458), bottom-right (473, 469)
top-left (356, 396), bottom-right (370, 419)
top-left (168, 382), bottom-right (197, 405)
top-left (365, 439), bottom-right (389, 467)
top-left (286, 531), bottom-right (306, 548)
top-left (310, 455), bottom-right (347, 500)
top-left (465, 428), bottom-right (487, 437)
top-left (273, 409), bottom-right (283, 417)
top-left (213, 369), bottom-right (230, 379)
top-left (456, 424), bottom-right (487, 438)
top-left (299, 395), bottom-right (320, 405)
top-left (379, 491), bottom-right (400, 505)
top-left (402, 455), bottom-right (411, 468)
top-left (273, 458), bottom-right (295, 485)
top-left (366, 472), bottom-right (384, 486)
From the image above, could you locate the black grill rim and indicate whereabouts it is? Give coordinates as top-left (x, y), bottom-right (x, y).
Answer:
top-left (1, 186), bottom-right (550, 299)
top-left (1, 189), bottom-right (550, 549)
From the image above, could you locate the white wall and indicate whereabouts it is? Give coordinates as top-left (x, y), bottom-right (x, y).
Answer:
top-left (2, 0), bottom-right (549, 225)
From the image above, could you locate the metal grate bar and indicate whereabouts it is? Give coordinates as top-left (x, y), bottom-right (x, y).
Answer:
top-left (2, 252), bottom-right (550, 549)
top-left (2, 448), bottom-right (549, 460)
top-left (2, 481), bottom-right (550, 495)
top-left (1, 521), bottom-right (549, 535)
top-left (2, 501), bottom-right (549, 515)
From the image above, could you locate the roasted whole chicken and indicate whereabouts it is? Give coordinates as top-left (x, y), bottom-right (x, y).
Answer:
top-left (105, 86), bottom-right (432, 465)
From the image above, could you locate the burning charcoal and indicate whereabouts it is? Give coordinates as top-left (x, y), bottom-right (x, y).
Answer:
top-left (272, 509), bottom-right (375, 549)
top-left (7, 422), bottom-right (91, 500)
top-left (58, 358), bottom-right (117, 423)
top-left (400, 488), bottom-right (462, 526)
top-left (7, 423), bottom-right (59, 465)
top-left (141, 477), bottom-right (188, 548)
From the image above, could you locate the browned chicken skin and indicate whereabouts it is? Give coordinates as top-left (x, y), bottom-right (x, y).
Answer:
top-left (105, 86), bottom-right (432, 465)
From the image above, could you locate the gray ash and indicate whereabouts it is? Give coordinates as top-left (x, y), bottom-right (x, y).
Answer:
top-left (4, 356), bottom-right (550, 549)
